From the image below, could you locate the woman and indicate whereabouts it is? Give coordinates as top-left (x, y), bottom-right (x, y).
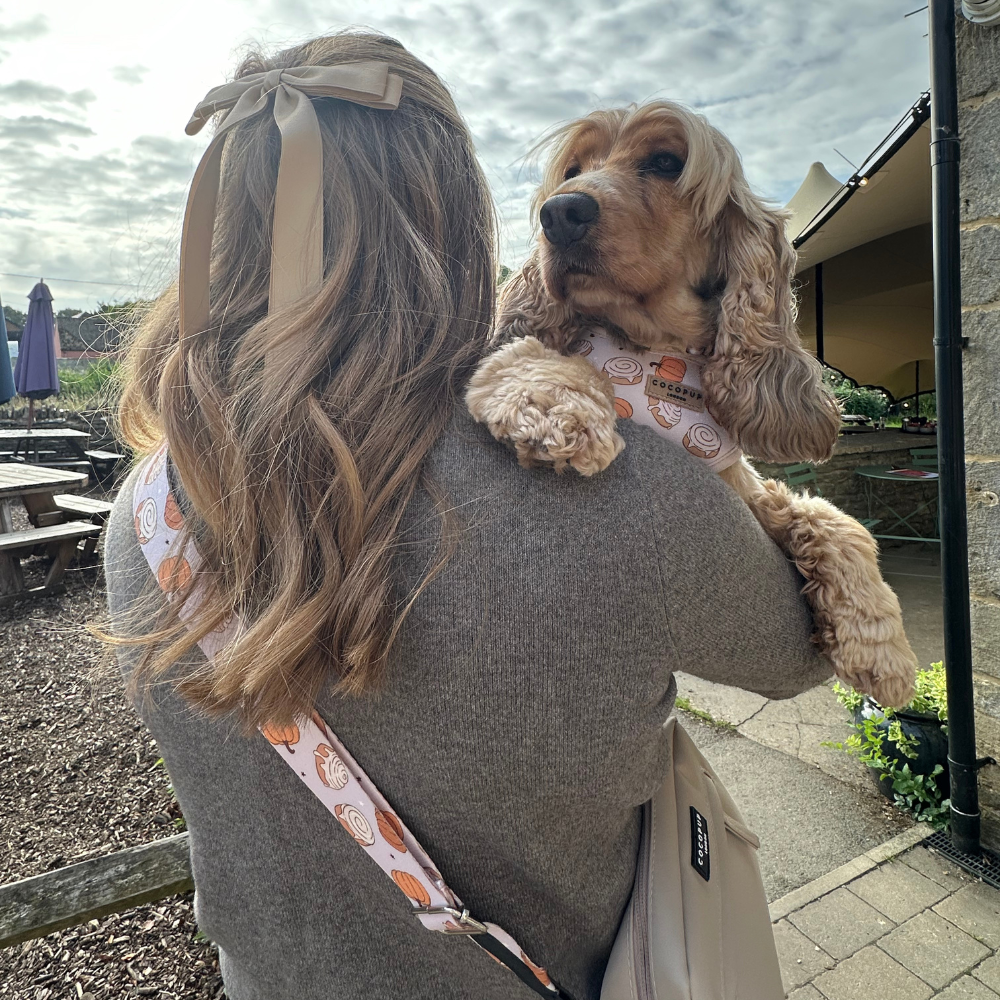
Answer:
top-left (105, 31), bottom-right (829, 1000)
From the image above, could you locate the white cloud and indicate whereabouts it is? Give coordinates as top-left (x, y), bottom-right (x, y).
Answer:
top-left (0, 0), bottom-right (929, 311)
top-left (111, 65), bottom-right (149, 85)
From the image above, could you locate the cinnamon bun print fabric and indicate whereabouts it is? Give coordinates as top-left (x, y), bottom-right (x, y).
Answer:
top-left (581, 332), bottom-right (741, 472)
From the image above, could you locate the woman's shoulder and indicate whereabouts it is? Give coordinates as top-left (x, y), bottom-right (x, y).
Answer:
top-left (438, 404), bottom-right (753, 543)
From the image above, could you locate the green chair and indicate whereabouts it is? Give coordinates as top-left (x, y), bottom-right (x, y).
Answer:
top-left (909, 447), bottom-right (938, 471)
top-left (782, 463), bottom-right (881, 532)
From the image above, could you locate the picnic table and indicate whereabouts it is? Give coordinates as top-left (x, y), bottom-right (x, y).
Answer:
top-left (0, 427), bottom-right (91, 472)
top-left (0, 463), bottom-right (102, 603)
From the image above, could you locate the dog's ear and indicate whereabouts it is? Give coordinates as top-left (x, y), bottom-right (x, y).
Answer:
top-left (496, 252), bottom-right (586, 352)
top-left (701, 194), bottom-right (840, 464)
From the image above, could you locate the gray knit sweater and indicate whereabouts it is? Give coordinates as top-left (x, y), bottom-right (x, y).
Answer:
top-left (105, 406), bottom-right (829, 1000)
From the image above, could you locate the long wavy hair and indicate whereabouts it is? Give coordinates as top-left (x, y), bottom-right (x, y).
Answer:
top-left (108, 32), bottom-right (497, 729)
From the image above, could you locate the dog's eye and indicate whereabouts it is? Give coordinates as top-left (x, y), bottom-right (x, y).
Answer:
top-left (563, 164), bottom-right (581, 181)
top-left (642, 152), bottom-right (685, 179)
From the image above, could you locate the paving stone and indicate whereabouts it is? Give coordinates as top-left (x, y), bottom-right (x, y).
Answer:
top-left (902, 845), bottom-right (974, 892)
top-left (788, 886), bottom-right (895, 960)
top-left (934, 883), bottom-right (1000, 949)
top-left (672, 670), bottom-right (768, 726)
top-left (878, 911), bottom-right (990, 990)
top-left (787, 986), bottom-right (824, 1000)
top-left (773, 918), bottom-right (836, 992)
top-left (812, 944), bottom-right (933, 1000)
top-left (848, 858), bottom-right (950, 922)
top-left (934, 975), bottom-right (1000, 999)
top-left (972, 954), bottom-right (1000, 993)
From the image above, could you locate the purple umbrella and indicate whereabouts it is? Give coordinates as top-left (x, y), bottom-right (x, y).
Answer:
top-left (14, 281), bottom-right (60, 428)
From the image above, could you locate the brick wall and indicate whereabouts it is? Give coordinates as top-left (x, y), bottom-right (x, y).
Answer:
top-left (957, 9), bottom-right (1000, 848)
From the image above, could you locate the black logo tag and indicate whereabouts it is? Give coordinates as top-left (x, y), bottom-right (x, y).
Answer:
top-left (690, 807), bottom-right (710, 881)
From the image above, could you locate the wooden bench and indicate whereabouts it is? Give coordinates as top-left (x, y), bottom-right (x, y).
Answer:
top-left (53, 494), bottom-right (115, 556)
top-left (0, 834), bottom-right (193, 948)
top-left (0, 521), bottom-right (102, 603)
top-left (85, 448), bottom-right (125, 482)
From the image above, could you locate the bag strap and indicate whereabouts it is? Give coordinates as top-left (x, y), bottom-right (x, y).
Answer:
top-left (132, 445), bottom-right (563, 999)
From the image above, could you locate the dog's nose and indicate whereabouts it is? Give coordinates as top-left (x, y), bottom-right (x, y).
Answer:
top-left (539, 192), bottom-right (599, 249)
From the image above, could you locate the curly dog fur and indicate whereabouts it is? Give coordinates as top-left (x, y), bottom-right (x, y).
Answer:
top-left (467, 100), bottom-right (916, 707)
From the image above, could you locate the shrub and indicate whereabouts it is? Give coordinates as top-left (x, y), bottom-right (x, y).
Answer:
top-left (825, 662), bottom-right (950, 829)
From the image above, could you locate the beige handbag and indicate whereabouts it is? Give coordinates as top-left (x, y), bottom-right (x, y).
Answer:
top-left (602, 717), bottom-right (783, 1000)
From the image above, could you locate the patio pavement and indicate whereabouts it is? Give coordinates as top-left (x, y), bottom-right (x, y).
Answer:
top-left (675, 544), bottom-right (1000, 997)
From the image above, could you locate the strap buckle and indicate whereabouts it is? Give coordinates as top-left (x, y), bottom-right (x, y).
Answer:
top-left (412, 904), bottom-right (488, 935)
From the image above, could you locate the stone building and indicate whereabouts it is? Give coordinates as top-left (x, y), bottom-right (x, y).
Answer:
top-left (958, 8), bottom-right (1000, 847)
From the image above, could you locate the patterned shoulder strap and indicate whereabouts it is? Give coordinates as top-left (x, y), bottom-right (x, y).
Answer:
top-left (131, 445), bottom-right (562, 999)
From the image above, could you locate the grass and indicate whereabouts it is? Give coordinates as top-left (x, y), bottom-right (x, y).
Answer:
top-left (674, 696), bottom-right (735, 730)
top-left (57, 360), bottom-right (119, 408)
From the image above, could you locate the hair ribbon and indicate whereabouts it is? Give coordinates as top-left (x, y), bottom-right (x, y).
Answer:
top-left (180, 62), bottom-right (403, 341)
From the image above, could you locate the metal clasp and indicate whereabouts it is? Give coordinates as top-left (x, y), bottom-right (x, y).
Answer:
top-left (412, 904), bottom-right (488, 935)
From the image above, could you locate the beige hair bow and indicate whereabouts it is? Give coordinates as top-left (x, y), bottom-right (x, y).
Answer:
top-left (180, 62), bottom-right (403, 340)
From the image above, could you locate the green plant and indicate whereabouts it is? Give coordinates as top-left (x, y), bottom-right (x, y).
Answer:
top-left (822, 369), bottom-right (890, 420)
top-left (58, 359), bottom-right (120, 407)
top-left (674, 696), bottom-right (735, 730)
top-left (824, 663), bottom-right (950, 828)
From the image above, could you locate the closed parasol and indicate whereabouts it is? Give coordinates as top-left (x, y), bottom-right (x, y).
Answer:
top-left (13, 281), bottom-right (60, 428)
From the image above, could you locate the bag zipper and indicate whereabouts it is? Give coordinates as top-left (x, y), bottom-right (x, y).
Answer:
top-left (631, 801), bottom-right (654, 1000)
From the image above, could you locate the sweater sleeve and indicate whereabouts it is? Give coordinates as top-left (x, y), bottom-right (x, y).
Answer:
top-left (645, 450), bottom-right (832, 700)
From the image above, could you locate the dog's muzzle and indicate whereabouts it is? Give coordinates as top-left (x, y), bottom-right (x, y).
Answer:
top-left (540, 192), bottom-right (599, 249)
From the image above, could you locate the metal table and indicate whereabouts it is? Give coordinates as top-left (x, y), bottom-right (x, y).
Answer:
top-left (854, 465), bottom-right (940, 544)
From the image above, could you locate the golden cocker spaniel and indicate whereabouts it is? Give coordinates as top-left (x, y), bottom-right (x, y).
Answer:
top-left (466, 102), bottom-right (917, 707)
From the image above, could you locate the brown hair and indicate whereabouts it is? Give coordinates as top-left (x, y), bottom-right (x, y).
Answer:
top-left (110, 31), bottom-right (496, 729)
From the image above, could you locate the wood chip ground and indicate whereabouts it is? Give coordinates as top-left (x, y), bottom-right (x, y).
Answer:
top-left (0, 511), bottom-right (225, 998)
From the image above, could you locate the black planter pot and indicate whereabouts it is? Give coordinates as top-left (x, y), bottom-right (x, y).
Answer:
top-left (853, 698), bottom-right (950, 800)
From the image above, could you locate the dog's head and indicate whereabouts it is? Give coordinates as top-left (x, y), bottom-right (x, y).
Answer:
top-left (500, 101), bottom-right (840, 464)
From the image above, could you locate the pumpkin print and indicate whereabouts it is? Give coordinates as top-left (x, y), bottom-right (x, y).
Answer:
top-left (157, 555), bottom-right (192, 594)
top-left (376, 809), bottom-right (407, 852)
top-left (262, 722), bottom-right (300, 751)
top-left (655, 356), bottom-right (687, 382)
top-left (163, 492), bottom-right (184, 530)
top-left (134, 498), bottom-right (157, 544)
top-left (314, 744), bottom-right (349, 790)
top-left (392, 869), bottom-right (431, 907)
top-left (335, 804), bottom-right (375, 847)
top-left (613, 397), bottom-right (633, 419)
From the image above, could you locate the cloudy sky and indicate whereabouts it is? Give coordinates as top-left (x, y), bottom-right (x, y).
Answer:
top-left (0, 0), bottom-right (929, 313)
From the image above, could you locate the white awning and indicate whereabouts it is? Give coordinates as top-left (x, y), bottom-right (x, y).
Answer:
top-left (784, 96), bottom-right (933, 399)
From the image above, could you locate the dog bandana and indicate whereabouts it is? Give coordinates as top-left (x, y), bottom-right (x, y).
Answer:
top-left (132, 446), bottom-right (561, 998)
top-left (572, 332), bottom-right (742, 473)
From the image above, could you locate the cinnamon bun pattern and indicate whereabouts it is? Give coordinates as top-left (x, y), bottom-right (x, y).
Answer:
top-left (583, 332), bottom-right (741, 472)
top-left (603, 355), bottom-right (643, 385)
top-left (132, 448), bottom-right (558, 993)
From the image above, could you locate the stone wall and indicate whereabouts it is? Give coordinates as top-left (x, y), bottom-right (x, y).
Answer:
top-left (957, 8), bottom-right (1000, 848)
top-left (752, 431), bottom-right (940, 541)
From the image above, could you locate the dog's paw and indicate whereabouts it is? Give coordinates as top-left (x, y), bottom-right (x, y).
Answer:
top-left (816, 595), bottom-right (918, 709)
top-left (466, 336), bottom-right (625, 476)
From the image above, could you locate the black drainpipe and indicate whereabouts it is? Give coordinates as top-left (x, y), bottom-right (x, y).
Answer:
top-left (929, 0), bottom-right (981, 855)
top-left (814, 263), bottom-right (825, 364)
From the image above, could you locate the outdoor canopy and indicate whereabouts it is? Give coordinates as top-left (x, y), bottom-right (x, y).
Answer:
top-left (784, 95), bottom-right (933, 400)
